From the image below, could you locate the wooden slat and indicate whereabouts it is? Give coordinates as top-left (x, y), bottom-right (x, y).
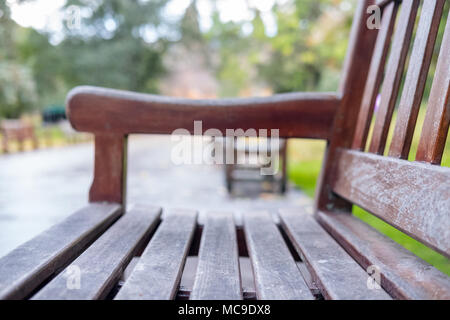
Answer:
top-left (317, 210), bottom-right (450, 300)
top-left (389, 0), bottom-right (445, 158)
top-left (316, 0), bottom-right (379, 212)
top-left (369, 0), bottom-right (420, 154)
top-left (0, 203), bottom-right (122, 300)
top-left (114, 209), bottom-right (197, 300)
top-left (416, 10), bottom-right (450, 164)
top-left (332, 149), bottom-right (450, 257)
top-left (279, 209), bottom-right (391, 300)
top-left (32, 206), bottom-right (161, 300)
top-left (243, 211), bottom-right (314, 300)
top-left (190, 212), bottom-right (242, 300)
top-left (352, 1), bottom-right (399, 150)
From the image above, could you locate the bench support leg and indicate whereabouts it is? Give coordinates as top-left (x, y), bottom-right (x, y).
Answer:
top-left (89, 133), bottom-right (127, 207)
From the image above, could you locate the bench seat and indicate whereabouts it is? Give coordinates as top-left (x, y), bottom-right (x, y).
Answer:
top-left (1, 205), bottom-right (448, 300)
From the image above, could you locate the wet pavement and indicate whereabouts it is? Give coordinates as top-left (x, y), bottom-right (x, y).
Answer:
top-left (0, 135), bottom-right (312, 258)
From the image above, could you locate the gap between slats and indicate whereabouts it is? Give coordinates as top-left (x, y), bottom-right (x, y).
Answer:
top-left (389, 0), bottom-right (445, 159)
top-left (352, 1), bottom-right (399, 150)
top-left (369, 0), bottom-right (420, 154)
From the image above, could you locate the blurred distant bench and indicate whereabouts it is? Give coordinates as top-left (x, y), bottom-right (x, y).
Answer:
top-left (225, 138), bottom-right (288, 194)
top-left (1, 119), bottom-right (38, 153)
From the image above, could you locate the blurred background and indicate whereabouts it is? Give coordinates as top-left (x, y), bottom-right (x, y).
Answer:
top-left (0, 0), bottom-right (448, 273)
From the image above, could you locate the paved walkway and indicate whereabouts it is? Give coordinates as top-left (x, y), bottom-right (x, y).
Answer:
top-left (0, 136), bottom-right (312, 258)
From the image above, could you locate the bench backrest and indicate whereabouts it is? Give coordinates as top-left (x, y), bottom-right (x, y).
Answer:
top-left (316, 0), bottom-right (450, 258)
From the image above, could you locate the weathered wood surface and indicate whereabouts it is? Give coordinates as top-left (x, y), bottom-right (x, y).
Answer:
top-left (0, 203), bottom-right (121, 300)
top-left (89, 134), bottom-right (127, 205)
top-left (279, 209), bottom-right (391, 300)
top-left (369, 0), bottom-right (419, 154)
top-left (416, 9), bottom-right (450, 164)
top-left (243, 211), bottom-right (313, 300)
top-left (317, 210), bottom-right (450, 300)
top-left (67, 86), bottom-right (339, 140)
top-left (389, 0), bottom-right (445, 159)
top-left (190, 212), bottom-right (242, 300)
top-left (332, 149), bottom-right (450, 257)
top-left (114, 209), bottom-right (197, 300)
top-left (352, 1), bottom-right (399, 150)
top-left (32, 207), bottom-right (161, 300)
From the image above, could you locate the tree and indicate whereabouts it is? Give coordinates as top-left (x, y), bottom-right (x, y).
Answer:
top-left (57, 0), bottom-right (171, 93)
top-left (0, 1), bottom-right (38, 118)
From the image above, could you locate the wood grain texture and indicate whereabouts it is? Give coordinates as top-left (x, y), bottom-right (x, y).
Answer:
top-left (32, 206), bottom-right (161, 300)
top-left (243, 211), bottom-right (314, 300)
top-left (416, 10), bottom-right (450, 164)
top-left (279, 209), bottom-right (391, 300)
top-left (353, 1), bottom-right (399, 150)
top-left (89, 134), bottom-right (127, 205)
top-left (114, 209), bottom-right (197, 300)
top-left (389, 0), bottom-right (445, 159)
top-left (316, 0), bottom-right (379, 212)
top-left (0, 203), bottom-right (122, 300)
top-left (317, 210), bottom-right (450, 300)
top-left (190, 212), bottom-right (242, 300)
top-left (67, 86), bottom-right (339, 140)
top-left (332, 149), bottom-right (450, 257)
top-left (369, 0), bottom-right (419, 154)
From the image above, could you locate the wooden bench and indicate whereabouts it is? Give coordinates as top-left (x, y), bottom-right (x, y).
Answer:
top-left (225, 138), bottom-right (288, 194)
top-left (0, 0), bottom-right (449, 300)
top-left (1, 119), bottom-right (38, 153)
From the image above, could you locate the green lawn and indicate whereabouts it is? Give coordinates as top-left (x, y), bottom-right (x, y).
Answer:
top-left (287, 108), bottom-right (450, 276)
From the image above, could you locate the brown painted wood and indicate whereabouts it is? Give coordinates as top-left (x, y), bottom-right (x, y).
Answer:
top-left (190, 212), bottom-right (242, 300)
top-left (32, 206), bottom-right (161, 300)
top-left (352, 1), bottom-right (399, 150)
top-left (243, 211), bottom-right (313, 300)
top-left (369, 0), bottom-right (419, 154)
top-left (317, 210), bottom-right (450, 300)
top-left (279, 209), bottom-right (391, 300)
top-left (332, 149), bottom-right (450, 257)
top-left (416, 10), bottom-right (450, 164)
top-left (67, 86), bottom-right (339, 140)
top-left (114, 209), bottom-right (197, 300)
top-left (89, 134), bottom-right (127, 205)
top-left (376, 0), bottom-right (401, 8)
top-left (316, 0), bottom-right (379, 213)
top-left (0, 203), bottom-right (122, 300)
top-left (389, 0), bottom-right (445, 159)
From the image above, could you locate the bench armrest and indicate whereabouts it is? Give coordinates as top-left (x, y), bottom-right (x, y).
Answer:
top-left (67, 86), bottom-right (340, 140)
top-left (66, 86), bottom-right (340, 205)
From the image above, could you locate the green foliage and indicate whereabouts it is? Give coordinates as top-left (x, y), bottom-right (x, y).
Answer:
top-left (0, 62), bottom-right (37, 118)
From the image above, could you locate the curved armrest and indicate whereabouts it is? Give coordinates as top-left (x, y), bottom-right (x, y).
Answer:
top-left (67, 86), bottom-right (340, 139)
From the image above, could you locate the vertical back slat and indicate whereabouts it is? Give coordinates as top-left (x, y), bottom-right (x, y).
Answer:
top-left (352, 2), bottom-right (399, 150)
top-left (389, 0), bottom-right (445, 159)
top-left (416, 10), bottom-right (450, 164)
top-left (369, 0), bottom-right (420, 154)
top-left (316, 0), bottom-right (379, 212)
